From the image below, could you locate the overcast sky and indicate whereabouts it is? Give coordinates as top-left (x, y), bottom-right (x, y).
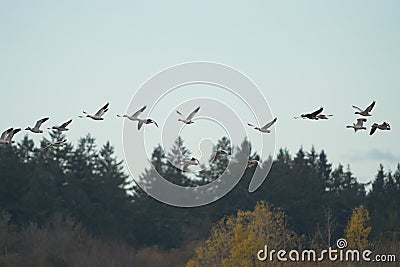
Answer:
top-left (1, 1), bottom-right (399, 185)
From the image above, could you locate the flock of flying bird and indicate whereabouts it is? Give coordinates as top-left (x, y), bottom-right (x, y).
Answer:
top-left (0, 100), bottom-right (391, 171)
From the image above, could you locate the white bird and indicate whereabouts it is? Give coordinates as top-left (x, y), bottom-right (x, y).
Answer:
top-left (352, 101), bottom-right (375, 116)
top-left (0, 128), bottom-right (21, 144)
top-left (117, 106), bottom-right (146, 121)
top-left (247, 159), bottom-right (262, 169)
top-left (248, 117), bottom-right (277, 133)
top-left (117, 106), bottom-right (158, 130)
top-left (177, 106), bottom-right (200, 124)
top-left (79, 103), bottom-right (109, 120)
top-left (43, 139), bottom-right (67, 150)
top-left (48, 119), bottom-right (72, 131)
top-left (25, 117), bottom-right (49, 133)
top-left (182, 157), bottom-right (200, 171)
top-left (370, 122), bottom-right (391, 135)
top-left (210, 149), bottom-right (231, 162)
top-left (346, 118), bottom-right (367, 132)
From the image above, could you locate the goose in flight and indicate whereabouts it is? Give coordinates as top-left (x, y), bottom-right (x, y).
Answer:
top-left (294, 107), bottom-right (333, 120)
top-left (370, 122), bottom-right (391, 135)
top-left (182, 157), bottom-right (200, 171)
top-left (43, 139), bottom-right (67, 150)
top-left (177, 106), bottom-right (200, 124)
top-left (25, 117), bottom-right (49, 133)
top-left (117, 106), bottom-right (158, 130)
top-left (210, 149), bottom-right (231, 162)
top-left (79, 103), bottom-right (109, 120)
top-left (247, 159), bottom-right (262, 169)
top-left (0, 128), bottom-right (21, 144)
top-left (248, 117), bottom-right (277, 133)
top-left (117, 106), bottom-right (146, 121)
top-left (346, 118), bottom-right (367, 132)
top-left (48, 119), bottom-right (72, 132)
top-left (352, 101), bottom-right (375, 116)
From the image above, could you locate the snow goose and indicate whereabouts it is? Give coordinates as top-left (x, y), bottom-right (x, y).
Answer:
top-left (177, 106), bottom-right (200, 124)
top-left (79, 103), bottom-right (109, 120)
top-left (117, 106), bottom-right (158, 130)
top-left (182, 157), bottom-right (200, 171)
top-left (25, 117), bottom-right (49, 133)
top-left (43, 139), bottom-right (67, 150)
top-left (352, 101), bottom-right (375, 116)
top-left (247, 159), bottom-right (262, 169)
top-left (370, 122), bottom-right (391, 135)
top-left (248, 117), bottom-right (277, 133)
top-left (346, 118), bottom-right (367, 132)
top-left (117, 106), bottom-right (146, 121)
top-left (48, 119), bottom-right (72, 131)
top-left (0, 128), bottom-right (21, 144)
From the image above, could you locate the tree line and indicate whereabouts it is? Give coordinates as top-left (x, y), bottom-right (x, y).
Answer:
top-left (0, 132), bottom-right (399, 265)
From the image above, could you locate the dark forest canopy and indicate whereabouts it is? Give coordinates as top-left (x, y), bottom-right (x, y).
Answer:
top-left (0, 132), bottom-right (399, 251)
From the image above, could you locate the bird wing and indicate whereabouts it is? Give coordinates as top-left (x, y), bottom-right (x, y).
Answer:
top-left (352, 105), bottom-right (363, 112)
top-left (247, 123), bottom-right (256, 127)
top-left (186, 106), bottom-right (200, 121)
top-left (34, 117), bottom-right (49, 129)
top-left (310, 107), bottom-right (323, 117)
top-left (138, 120), bottom-right (144, 130)
top-left (261, 117), bottom-right (277, 130)
top-left (94, 103), bottom-right (109, 117)
top-left (60, 119), bottom-right (72, 128)
top-left (366, 101), bottom-right (376, 112)
top-left (176, 110), bottom-right (184, 117)
top-left (9, 128), bottom-right (21, 138)
top-left (130, 106), bottom-right (147, 118)
top-left (1, 128), bottom-right (13, 140)
top-left (370, 125), bottom-right (377, 135)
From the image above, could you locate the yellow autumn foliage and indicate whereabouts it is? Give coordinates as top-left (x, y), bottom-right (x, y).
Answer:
top-left (186, 201), bottom-right (299, 267)
top-left (344, 205), bottom-right (372, 250)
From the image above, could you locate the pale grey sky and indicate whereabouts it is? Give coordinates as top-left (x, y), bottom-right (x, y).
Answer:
top-left (1, 1), bottom-right (399, 184)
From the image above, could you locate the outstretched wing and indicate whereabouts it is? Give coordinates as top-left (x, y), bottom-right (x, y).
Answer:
top-left (310, 107), bottom-right (323, 117)
top-left (34, 117), bottom-right (49, 129)
top-left (130, 106), bottom-right (146, 118)
top-left (366, 101), bottom-right (376, 112)
top-left (138, 120), bottom-right (144, 130)
top-left (1, 128), bottom-right (13, 140)
top-left (352, 105), bottom-right (363, 112)
top-left (60, 119), bottom-right (72, 128)
top-left (94, 103), bottom-right (109, 117)
top-left (261, 117), bottom-right (277, 130)
top-left (370, 125), bottom-right (377, 135)
top-left (247, 123), bottom-right (256, 128)
top-left (186, 106), bottom-right (200, 121)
